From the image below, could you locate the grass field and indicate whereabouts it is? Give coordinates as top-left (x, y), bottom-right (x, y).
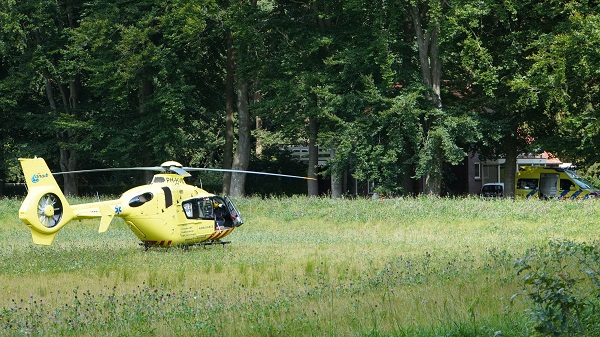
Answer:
top-left (1, 196), bottom-right (599, 336)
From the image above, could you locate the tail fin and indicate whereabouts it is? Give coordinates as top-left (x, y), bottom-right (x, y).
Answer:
top-left (18, 158), bottom-right (74, 245)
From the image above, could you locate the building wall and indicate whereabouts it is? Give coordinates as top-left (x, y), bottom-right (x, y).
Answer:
top-left (468, 153), bottom-right (483, 195)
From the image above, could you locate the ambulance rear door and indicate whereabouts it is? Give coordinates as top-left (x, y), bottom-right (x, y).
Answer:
top-left (540, 173), bottom-right (559, 198)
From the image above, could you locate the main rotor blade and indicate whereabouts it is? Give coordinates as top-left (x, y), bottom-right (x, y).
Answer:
top-left (50, 164), bottom-right (316, 180)
top-left (183, 167), bottom-right (317, 181)
top-left (52, 167), bottom-right (164, 175)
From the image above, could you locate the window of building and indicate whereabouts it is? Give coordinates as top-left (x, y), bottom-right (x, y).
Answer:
top-left (474, 163), bottom-right (481, 180)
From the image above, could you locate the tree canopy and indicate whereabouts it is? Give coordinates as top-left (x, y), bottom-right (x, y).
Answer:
top-left (1, 0), bottom-right (598, 197)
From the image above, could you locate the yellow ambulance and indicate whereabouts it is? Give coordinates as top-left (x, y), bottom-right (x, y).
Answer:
top-left (515, 166), bottom-right (599, 199)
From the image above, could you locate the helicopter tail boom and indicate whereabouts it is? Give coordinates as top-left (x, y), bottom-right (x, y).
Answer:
top-left (18, 158), bottom-right (75, 245)
top-left (70, 201), bottom-right (116, 233)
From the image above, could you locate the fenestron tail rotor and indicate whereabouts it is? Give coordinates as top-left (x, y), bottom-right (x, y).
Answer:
top-left (37, 193), bottom-right (63, 228)
top-left (19, 158), bottom-right (75, 245)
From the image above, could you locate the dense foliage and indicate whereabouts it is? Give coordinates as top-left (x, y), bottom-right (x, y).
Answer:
top-left (516, 240), bottom-right (600, 336)
top-left (1, 0), bottom-right (598, 196)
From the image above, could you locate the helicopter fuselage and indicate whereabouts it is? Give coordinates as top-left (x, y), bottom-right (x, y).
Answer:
top-left (113, 174), bottom-right (241, 247)
top-left (18, 158), bottom-right (243, 247)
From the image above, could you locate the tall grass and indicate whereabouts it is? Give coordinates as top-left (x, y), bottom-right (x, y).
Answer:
top-left (1, 196), bottom-right (599, 336)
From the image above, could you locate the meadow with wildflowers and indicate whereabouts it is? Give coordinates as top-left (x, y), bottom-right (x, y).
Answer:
top-left (1, 196), bottom-right (599, 336)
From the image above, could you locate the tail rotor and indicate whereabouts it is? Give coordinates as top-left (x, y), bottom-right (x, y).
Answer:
top-left (37, 193), bottom-right (63, 228)
top-left (19, 158), bottom-right (74, 245)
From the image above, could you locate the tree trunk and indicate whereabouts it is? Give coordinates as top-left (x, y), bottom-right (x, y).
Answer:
top-left (503, 139), bottom-right (518, 198)
top-left (140, 78), bottom-right (155, 184)
top-left (60, 77), bottom-right (81, 196)
top-left (401, 165), bottom-right (415, 195)
top-left (0, 156), bottom-right (5, 197)
top-left (42, 67), bottom-right (79, 196)
top-left (307, 117), bottom-right (319, 196)
top-left (422, 132), bottom-right (443, 195)
top-left (255, 116), bottom-right (263, 157)
top-left (329, 147), bottom-right (343, 198)
top-left (411, 4), bottom-right (443, 195)
top-left (252, 84), bottom-right (263, 157)
top-left (222, 31), bottom-right (235, 195)
top-left (228, 0), bottom-right (257, 197)
top-left (59, 150), bottom-right (78, 196)
top-left (331, 172), bottom-right (343, 198)
top-left (410, 6), bottom-right (442, 108)
top-left (230, 80), bottom-right (251, 197)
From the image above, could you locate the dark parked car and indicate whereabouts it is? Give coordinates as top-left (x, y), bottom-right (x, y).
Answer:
top-left (481, 183), bottom-right (504, 198)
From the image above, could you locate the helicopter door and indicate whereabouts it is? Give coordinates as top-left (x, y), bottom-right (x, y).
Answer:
top-left (224, 196), bottom-right (243, 227)
top-left (212, 197), bottom-right (228, 229)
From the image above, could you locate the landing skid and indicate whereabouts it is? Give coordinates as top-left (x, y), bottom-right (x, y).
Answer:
top-left (140, 240), bottom-right (231, 251)
top-left (187, 240), bottom-right (232, 251)
top-left (200, 240), bottom-right (231, 247)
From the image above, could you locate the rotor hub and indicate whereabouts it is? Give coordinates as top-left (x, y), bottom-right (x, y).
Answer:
top-left (160, 161), bottom-right (183, 168)
top-left (44, 204), bottom-right (55, 217)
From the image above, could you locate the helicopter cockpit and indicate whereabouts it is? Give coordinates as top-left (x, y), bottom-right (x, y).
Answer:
top-left (181, 196), bottom-right (242, 229)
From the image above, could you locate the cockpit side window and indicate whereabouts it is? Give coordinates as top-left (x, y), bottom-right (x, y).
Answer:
top-left (182, 200), bottom-right (198, 219)
top-left (182, 198), bottom-right (218, 220)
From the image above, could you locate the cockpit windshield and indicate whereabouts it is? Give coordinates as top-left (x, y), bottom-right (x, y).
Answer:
top-left (566, 170), bottom-right (596, 189)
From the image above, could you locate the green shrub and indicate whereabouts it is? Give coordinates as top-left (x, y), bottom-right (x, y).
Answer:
top-left (515, 240), bottom-right (600, 336)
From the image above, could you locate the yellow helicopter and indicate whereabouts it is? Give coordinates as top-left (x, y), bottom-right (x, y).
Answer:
top-left (18, 157), bottom-right (315, 249)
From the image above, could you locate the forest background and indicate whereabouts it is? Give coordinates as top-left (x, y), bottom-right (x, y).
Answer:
top-left (1, 0), bottom-right (599, 198)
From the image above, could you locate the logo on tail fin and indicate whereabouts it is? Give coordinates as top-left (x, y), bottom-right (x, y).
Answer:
top-left (31, 173), bottom-right (49, 183)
